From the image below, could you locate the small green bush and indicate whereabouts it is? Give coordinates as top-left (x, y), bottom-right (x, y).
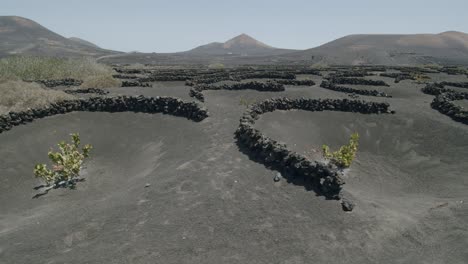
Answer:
top-left (34, 133), bottom-right (92, 188)
top-left (322, 133), bottom-right (359, 168)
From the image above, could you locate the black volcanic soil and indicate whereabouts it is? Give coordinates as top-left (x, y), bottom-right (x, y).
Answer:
top-left (453, 99), bottom-right (468, 109)
top-left (1, 71), bottom-right (468, 264)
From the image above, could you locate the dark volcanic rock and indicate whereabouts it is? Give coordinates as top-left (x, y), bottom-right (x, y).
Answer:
top-left (380, 73), bottom-right (415, 83)
top-left (422, 82), bottom-right (468, 95)
top-left (341, 198), bottom-right (355, 211)
top-left (430, 91), bottom-right (468, 125)
top-left (122, 81), bottom-right (151, 87)
top-left (0, 96), bottom-right (209, 134)
top-left (34, 78), bottom-right (83, 87)
top-left (320, 81), bottom-right (391, 97)
top-left (274, 79), bottom-right (315, 86)
top-left (235, 97), bottom-right (393, 201)
top-left (64, 88), bottom-right (109, 95)
top-left (189, 81), bottom-right (285, 102)
top-left (329, 77), bottom-right (389, 87)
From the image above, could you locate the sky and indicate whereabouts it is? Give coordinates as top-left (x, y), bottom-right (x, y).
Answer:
top-left (2, 0), bottom-right (468, 53)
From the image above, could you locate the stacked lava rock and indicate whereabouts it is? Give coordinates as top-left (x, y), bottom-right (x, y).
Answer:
top-left (431, 92), bottom-right (468, 124)
top-left (121, 81), bottom-right (151, 87)
top-left (328, 71), bottom-right (371, 79)
top-left (274, 79), bottom-right (315, 86)
top-left (235, 97), bottom-right (393, 202)
top-left (422, 82), bottom-right (468, 125)
top-left (320, 80), bottom-right (391, 97)
top-left (35, 78), bottom-right (83, 87)
top-left (233, 71), bottom-right (296, 81)
top-left (186, 72), bottom-right (233, 86)
top-left (422, 82), bottom-right (468, 95)
top-left (380, 73), bottom-right (415, 83)
top-left (328, 77), bottom-right (389, 86)
top-left (0, 96), bottom-right (208, 134)
top-left (112, 74), bottom-right (139, 79)
top-left (64, 88), bottom-right (109, 95)
top-left (189, 81), bottom-right (286, 102)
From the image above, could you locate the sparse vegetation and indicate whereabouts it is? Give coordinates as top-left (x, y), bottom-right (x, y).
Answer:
top-left (322, 133), bottom-right (359, 168)
top-left (208, 63), bottom-right (225, 69)
top-left (239, 97), bottom-right (257, 107)
top-left (412, 73), bottom-right (431, 83)
top-left (34, 133), bottom-right (92, 189)
top-left (0, 56), bottom-right (119, 114)
top-left (0, 80), bottom-right (75, 115)
top-left (80, 74), bottom-right (121, 89)
top-left (0, 56), bottom-right (116, 81)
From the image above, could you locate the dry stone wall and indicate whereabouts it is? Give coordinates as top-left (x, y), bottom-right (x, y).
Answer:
top-left (235, 97), bottom-right (393, 204)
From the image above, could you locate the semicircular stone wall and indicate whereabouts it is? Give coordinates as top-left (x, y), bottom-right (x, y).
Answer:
top-left (422, 82), bottom-right (468, 125)
top-left (235, 97), bottom-right (394, 202)
top-left (0, 96), bottom-right (208, 134)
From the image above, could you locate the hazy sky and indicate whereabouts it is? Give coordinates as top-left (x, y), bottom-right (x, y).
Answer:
top-left (2, 0), bottom-right (467, 52)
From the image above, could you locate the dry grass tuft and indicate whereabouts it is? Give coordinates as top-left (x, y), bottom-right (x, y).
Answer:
top-left (0, 80), bottom-right (75, 115)
top-left (0, 56), bottom-right (114, 80)
top-left (80, 74), bottom-right (121, 89)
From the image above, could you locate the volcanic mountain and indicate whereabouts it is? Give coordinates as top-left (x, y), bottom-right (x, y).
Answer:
top-left (68, 37), bottom-right (101, 49)
top-left (281, 31), bottom-right (468, 65)
top-left (100, 33), bottom-right (297, 64)
top-left (0, 16), bottom-right (120, 58)
top-left (185, 33), bottom-right (296, 56)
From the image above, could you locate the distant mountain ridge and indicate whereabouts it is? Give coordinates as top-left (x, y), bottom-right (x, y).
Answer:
top-left (279, 31), bottom-right (468, 65)
top-left (4, 15), bottom-right (464, 66)
top-left (100, 31), bottom-right (468, 65)
top-left (0, 16), bottom-right (120, 58)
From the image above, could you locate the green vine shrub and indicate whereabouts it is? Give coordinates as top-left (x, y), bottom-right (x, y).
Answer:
top-left (322, 133), bottom-right (359, 168)
top-left (34, 133), bottom-right (92, 188)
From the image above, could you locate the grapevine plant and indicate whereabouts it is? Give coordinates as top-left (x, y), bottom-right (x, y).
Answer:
top-left (34, 133), bottom-right (92, 189)
top-left (322, 133), bottom-right (359, 168)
